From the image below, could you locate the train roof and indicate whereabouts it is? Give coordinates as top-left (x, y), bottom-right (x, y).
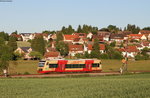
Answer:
top-left (40, 59), bottom-right (100, 62)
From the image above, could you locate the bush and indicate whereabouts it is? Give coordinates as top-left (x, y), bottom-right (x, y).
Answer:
top-left (111, 51), bottom-right (123, 60)
top-left (100, 53), bottom-right (109, 59)
top-left (24, 72), bottom-right (30, 75)
top-left (135, 54), bottom-right (150, 60)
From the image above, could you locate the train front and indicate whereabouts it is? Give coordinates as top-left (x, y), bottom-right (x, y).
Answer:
top-left (37, 60), bottom-right (46, 73)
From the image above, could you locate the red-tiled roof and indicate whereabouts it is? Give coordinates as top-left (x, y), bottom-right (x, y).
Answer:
top-left (119, 46), bottom-right (138, 52)
top-left (129, 34), bottom-right (143, 38)
top-left (44, 52), bottom-right (59, 58)
top-left (73, 33), bottom-right (87, 38)
top-left (139, 30), bottom-right (150, 34)
top-left (11, 34), bottom-right (22, 38)
top-left (73, 38), bottom-right (81, 42)
top-left (64, 35), bottom-right (79, 41)
top-left (69, 44), bottom-right (83, 51)
top-left (88, 44), bottom-right (105, 50)
top-left (142, 42), bottom-right (150, 47)
top-left (99, 44), bottom-right (105, 50)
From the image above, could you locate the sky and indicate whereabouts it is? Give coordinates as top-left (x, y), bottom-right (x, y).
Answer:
top-left (0, 0), bottom-right (150, 33)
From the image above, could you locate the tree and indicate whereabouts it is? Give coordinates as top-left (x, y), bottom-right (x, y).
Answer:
top-left (125, 24), bottom-right (140, 34)
top-left (99, 28), bottom-right (110, 32)
top-left (107, 25), bottom-right (119, 33)
top-left (12, 30), bottom-right (18, 35)
top-left (61, 25), bottom-right (75, 34)
top-left (84, 51), bottom-right (90, 58)
top-left (7, 36), bottom-right (17, 51)
top-left (111, 51), bottom-right (123, 60)
top-left (68, 25), bottom-right (75, 34)
top-left (0, 37), bottom-right (5, 46)
top-left (91, 38), bottom-right (101, 58)
top-left (31, 35), bottom-right (46, 55)
top-left (77, 25), bottom-right (82, 33)
top-left (29, 51), bottom-right (42, 60)
top-left (42, 30), bottom-right (55, 34)
top-left (0, 31), bottom-right (9, 41)
top-left (110, 41), bottom-right (116, 47)
top-left (56, 32), bottom-right (63, 42)
top-left (0, 45), bottom-right (13, 73)
top-left (142, 27), bottom-right (150, 31)
top-left (14, 51), bottom-right (25, 60)
top-left (56, 42), bottom-right (69, 57)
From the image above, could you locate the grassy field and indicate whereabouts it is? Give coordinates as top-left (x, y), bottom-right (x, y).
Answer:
top-left (8, 60), bottom-right (150, 75)
top-left (102, 60), bottom-right (150, 72)
top-left (17, 41), bottom-right (31, 47)
top-left (0, 74), bottom-right (150, 98)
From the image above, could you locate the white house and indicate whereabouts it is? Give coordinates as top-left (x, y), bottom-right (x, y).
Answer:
top-left (87, 32), bottom-right (93, 39)
top-left (20, 33), bottom-right (35, 41)
top-left (68, 44), bottom-right (84, 56)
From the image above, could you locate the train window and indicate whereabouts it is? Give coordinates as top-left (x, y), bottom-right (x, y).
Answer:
top-left (65, 64), bottom-right (85, 68)
top-left (92, 63), bottom-right (99, 67)
top-left (49, 64), bottom-right (58, 68)
top-left (38, 62), bottom-right (45, 67)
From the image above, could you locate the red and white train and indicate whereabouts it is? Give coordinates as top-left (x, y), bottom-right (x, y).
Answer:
top-left (37, 59), bottom-right (102, 74)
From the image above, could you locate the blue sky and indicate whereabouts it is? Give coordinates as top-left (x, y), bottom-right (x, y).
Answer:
top-left (0, 0), bottom-right (150, 33)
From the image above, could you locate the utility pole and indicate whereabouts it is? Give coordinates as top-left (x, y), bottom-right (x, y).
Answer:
top-left (125, 38), bottom-right (128, 72)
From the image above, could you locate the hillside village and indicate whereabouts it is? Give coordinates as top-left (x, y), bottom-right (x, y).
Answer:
top-left (6, 26), bottom-right (150, 60)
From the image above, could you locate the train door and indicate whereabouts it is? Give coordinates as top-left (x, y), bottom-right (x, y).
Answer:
top-left (85, 60), bottom-right (94, 71)
top-left (56, 60), bottom-right (68, 72)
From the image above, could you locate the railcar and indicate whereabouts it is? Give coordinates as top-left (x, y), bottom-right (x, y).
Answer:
top-left (37, 59), bottom-right (102, 74)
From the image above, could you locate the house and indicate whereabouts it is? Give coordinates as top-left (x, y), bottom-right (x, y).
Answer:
top-left (128, 34), bottom-right (147, 41)
top-left (97, 31), bottom-right (111, 36)
top-left (46, 41), bottom-right (56, 52)
top-left (20, 33), bottom-right (35, 41)
top-left (72, 38), bottom-right (85, 45)
top-left (110, 34), bottom-right (124, 43)
top-left (34, 33), bottom-right (51, 41)
top-left (10, 34), bottom-right (22, 41)
top-left (139, 30), bottom-right (150, 35)
top-left (118, 31), bottom-right (132, 40)
top-left (50, 33), bottom-right (57, 40)
top-left (92, 35), bottom-right (105, 42)
top-left (72, 33), bottom-right (87, 38)
top-left (119, 46), bottom-right (139, 58)
top-left (44, 51), bottom-right (61, 60)
top-left (142, 41), bottom-right (150, 48)
top-left (136, 44), bottom-right (143, 50)
top-left (87, 32), bottom-right (93, 39)
top-left (15, 47), bottom-right (33, 59)
top-left (68, 44), bottom-right (84, 56)
top-left (43, 33), bottom-right (51, 41)
top-left (87, 44), bottom-right (105, 54)
top-left (64, 35), bottom-right (79, 42)
top-left (97, 31), bottom-right (111, 41)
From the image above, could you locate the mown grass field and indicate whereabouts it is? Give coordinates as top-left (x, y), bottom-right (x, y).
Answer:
top-left (17, 41), bottom-right (31, 47)
top-left (0, 74), bottom-right (150, 98)
top-left (8, 60), bottom-right (150, 75)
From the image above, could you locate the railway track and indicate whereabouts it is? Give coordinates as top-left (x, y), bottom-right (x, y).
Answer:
top-left (0, 71), bottom-right (149, 78)
top-left (0, 72), bottom-right (121, 78)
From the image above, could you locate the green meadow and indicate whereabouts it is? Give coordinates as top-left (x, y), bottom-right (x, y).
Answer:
top-left (0, 74), bottom-right (150, 98)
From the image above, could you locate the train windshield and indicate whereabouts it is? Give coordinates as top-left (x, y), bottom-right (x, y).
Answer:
top-left (38, 61), bottom-right (45, 67)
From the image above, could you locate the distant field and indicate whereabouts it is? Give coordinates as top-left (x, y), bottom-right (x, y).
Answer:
top-left (8, 60), bottom-right (150, 75)
top-left (17, 41), bottom-right (31, 47)
top-left (102, 60), bottom-right (150, 72)
top-left (0, 74), bottom-right (150, 98)
top-left (9, 60), bottom-right (38, 75)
